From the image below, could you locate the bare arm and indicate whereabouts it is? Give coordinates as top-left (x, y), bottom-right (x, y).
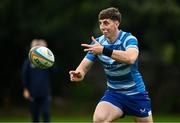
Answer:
top-left (111, 48), bottom-right (139, 64)
top-left (81, 36), bottom-right (139, 64)
top-left (69, 57), bottom-right (94, 82)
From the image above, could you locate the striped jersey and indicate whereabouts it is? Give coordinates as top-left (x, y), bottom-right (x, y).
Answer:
top-left (85, 30), bottom-right (146, 95)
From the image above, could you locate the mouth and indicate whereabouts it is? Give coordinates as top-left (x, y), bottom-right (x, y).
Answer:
top-left (102, 30), bottom-right (108, 34)
top-left (103, 32), bottom-right (109, 37)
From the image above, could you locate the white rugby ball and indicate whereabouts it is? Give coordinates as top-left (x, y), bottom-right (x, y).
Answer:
top-left (29, 46), bottom-right (55, 69)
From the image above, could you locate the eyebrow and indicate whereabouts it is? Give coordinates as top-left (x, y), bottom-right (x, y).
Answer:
top-left (99, 19), bottom-right (107, 22)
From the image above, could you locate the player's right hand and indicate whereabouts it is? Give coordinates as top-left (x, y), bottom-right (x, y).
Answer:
top-left (69, 70), bottom-right (84, 82)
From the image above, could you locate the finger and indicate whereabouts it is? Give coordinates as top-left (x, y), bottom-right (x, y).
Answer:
top-left (84, 48), bottom-right (92, 52)
top-left (70, 71), bottom-right (80, 75)
top-left (91, 36), bottom-right (98, 44)
top-left (70, 77), bottom-right (74, 81)
top-left (69, 71), bottom-right (75, 74)
top-left (81, 44), bottom-right (92, 48)
top-left (70, 78), bottom-right (77, 82)
top-left (69, 71), bottom-right (78, 76)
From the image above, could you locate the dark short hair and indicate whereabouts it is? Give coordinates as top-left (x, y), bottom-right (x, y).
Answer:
top-left (98, 7), bottom-right (121, 23)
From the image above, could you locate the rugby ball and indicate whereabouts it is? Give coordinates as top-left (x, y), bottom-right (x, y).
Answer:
top-left (29, 46), bottom-right (55, 69)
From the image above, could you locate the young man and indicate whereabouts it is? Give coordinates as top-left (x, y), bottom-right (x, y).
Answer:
top-left (69, 7), bottom-right (153, 123)
top-left (22, 39), bottom-right (53, 123)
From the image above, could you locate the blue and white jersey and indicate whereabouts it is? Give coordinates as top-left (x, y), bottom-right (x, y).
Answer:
top-left (85, 30), bottom-right (146, 95)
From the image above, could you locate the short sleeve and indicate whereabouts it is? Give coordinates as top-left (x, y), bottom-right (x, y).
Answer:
top-left (123, 36), bottom-right (139, 50)
top-left (85, 53), bottom-right (97, 62)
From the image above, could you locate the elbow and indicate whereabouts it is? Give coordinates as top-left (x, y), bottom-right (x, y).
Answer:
top-left (127, 57), bottom-right (136, 64)
top-left (126, 53), bottom-right (138, 64)
top-left (128, 60), bottom-right (135, 64)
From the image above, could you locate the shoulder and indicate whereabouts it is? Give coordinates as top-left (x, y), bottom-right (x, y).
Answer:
top-left (120, 30), bottom-right (137, 42)
top-left (119, 30), bottom-right (139, 49)
top-left (120, 30), bottom-right (137, 41)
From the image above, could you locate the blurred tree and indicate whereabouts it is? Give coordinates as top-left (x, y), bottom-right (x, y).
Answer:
top-left (0, 0), bottom-right (179, 114)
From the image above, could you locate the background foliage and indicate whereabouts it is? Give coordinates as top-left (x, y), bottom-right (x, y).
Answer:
top-left (0, 0), bottom-right (180, 118)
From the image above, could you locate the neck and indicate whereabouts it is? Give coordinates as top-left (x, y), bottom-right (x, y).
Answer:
top-left (109, 29), bottom-right (120, 43)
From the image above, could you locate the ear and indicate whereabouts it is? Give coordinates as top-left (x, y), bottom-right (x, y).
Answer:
top-left (115, 21), bottom-right (120, 27)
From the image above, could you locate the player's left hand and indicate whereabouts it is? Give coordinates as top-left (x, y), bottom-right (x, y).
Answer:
top-left (81, 36), bottom-right (103, 55)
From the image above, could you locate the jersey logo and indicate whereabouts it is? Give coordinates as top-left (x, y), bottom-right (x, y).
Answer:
top-left (140, 108), bottom-right (146, 113)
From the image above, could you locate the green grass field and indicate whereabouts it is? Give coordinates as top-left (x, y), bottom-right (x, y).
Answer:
top-left (0, 114), bottom-right (180, 122)
top-left (0, 106), bottom-right (179, 122)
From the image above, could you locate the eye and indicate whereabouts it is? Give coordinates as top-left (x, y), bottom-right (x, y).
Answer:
top-left (104, 21), bottom-right (109, 25)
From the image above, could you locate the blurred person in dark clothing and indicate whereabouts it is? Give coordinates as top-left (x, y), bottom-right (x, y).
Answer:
top-left (22, 39), bottom-right (56, 123)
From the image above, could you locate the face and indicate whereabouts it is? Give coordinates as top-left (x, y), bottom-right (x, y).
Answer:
top-left (99, 19), bottom-right (119, 39)
top-left (31, 40), bottom-right (47, 48)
